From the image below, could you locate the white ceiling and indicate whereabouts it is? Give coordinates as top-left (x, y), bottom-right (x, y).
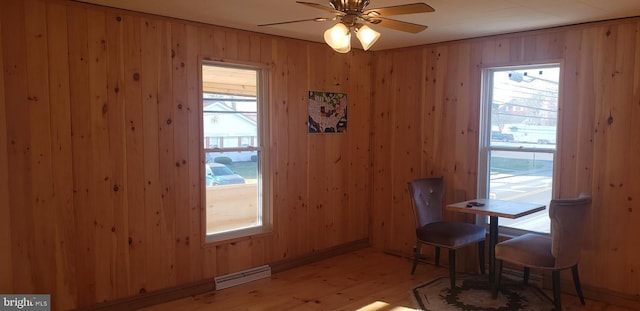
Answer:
top-left (75, 0), bottom-right (640, 51)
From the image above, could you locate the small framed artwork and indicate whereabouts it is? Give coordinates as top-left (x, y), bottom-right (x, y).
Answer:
top-left (308, 90), bottom-right (347, 133)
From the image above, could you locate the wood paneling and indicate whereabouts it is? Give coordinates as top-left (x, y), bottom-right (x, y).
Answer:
top-left (2, 0), bottom-right (640, 308)
top-left (0, 0), bottom-right (372, 309)
top-left (371, 18), bottom-right (640, 301)
top-left (0, 0), bottom-right (11, 295)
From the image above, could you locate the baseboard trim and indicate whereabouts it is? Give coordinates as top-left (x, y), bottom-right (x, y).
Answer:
top-left (269, 238), bottom-right (370, 273)
top-left (561, 279), bottom-right (640, 310)
top-left (75, 278), bottom-right (215, 311)
top-left (76, 238), bottom-right (369, 310)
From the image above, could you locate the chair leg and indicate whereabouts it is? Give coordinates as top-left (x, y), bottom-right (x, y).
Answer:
top-left (435, 247), bottom-right (441, 266)
top-left (449, 249), bottom-right (456, 289)
top-left (552, 270), bottom-right (562, 311)
top-left (572, 265), bottom-right (586, 305)
top-left (523, 267), bottom-right (530, 285)
top-left (492, 259), bottom-right (503, 299)
top-left (411, 243), bottom-right (421, 275)
top-left (478, 240), bottom-right (485, 275)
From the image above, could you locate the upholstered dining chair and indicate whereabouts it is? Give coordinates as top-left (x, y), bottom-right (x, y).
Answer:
top-left (492, 193), bottom-right (592, 310)
top-left (408, 177), bottom-right (486, 289)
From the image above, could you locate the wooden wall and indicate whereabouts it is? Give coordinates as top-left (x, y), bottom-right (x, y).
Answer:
top-left (2, 0), bottom-right (640, 308)
top-left (371, 17), bottom-right (640, 299)
top-left (0, 0), bottom-right (372, 309)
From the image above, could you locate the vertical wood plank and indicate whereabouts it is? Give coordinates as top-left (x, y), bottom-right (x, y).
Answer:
top-left (370, 50), bottom-right (394, 249)
top-left (556, 28), bottom-right (581, 196)
top-left (627, 21), bottom-right (640, 293)
top-left (139, 17), bottom-right (165, 293)
top-left (388, 48), bottom-right (422, 249)
top-left (198, 26), bottom-right (214, 57)
top-left (86, 8), bottom-right (115, 303)
top-left (212, 28), bottom-right (225, 59)
top-left (508, 37), bottom-right (525, 62)
top-left (589, 23), bottom-right (618, 288)
top-left (227, 239), bottom-right (253, 272)
top-left (249, 34), bottom-right (261, 63)
top-left (449, 42), bottom-right (478, 267)
top-left (600, 22), bottom-right (636, 293)
top-left (522, 35), bottom-right (538, 62)
top-left (4, 0), bottom-right (37, 294)
top-left (171, 22), bottom-right (191, 285)
top-left (201, 247), bottom-right (217, 279)
top-left (185, 24), bottom-right (203, 281)
top-left (335, 52), bottom-right (352, 246)
top-left (215, 244), bottom-right (229, 276)
top-left (494, 39), bottom-right (510, 62)
top-left (0, 0), bottom-right (13, 294)
top-left (346, 49), bottom-right (371, 241)
top-left (421, 46), bottom-right (440, 177)
top-left (105, 10), bottom-right (130, 299)
top-left (308, 47), bottom-right (337, 250)
top-left (432, 45), bottom-right (450, 178)
top-left (156, 19), bottom-right (177, 288)
top-left (225, 30), bottom-right (239, 60)
top-left (574, 25), bottom-right (607, 287)
top-left (270, 39), bottom-right (293, 258)
top-left (260, 35), bottom-right (275, 261)
top-left (46, 2), bottom-right (77, 309)
top-left (198, 25), bottom-right (218, 278)
top-left (122, 13), bottom-right (146, 297)
top-left (534, 31), bottom-right (564, 60)
top-left (447, 48), bottom-right (462, 182)
top-left (451, 42), bottom-right (477, 223)
top-left (67, 5), bottom-right (96, 306)
top-left (237, 32), bottom-right (250, 61)
top-left (286, 41), bottom-right (309, 256)
top-left (24, 0), bottom-right (56, 296)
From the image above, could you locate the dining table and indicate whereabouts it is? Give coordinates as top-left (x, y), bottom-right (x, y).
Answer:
top-left (446, 198), bottom-right (546, 284)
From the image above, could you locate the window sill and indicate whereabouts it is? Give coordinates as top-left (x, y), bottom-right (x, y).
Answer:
top-left (203, 227), bottom-right (273, 247)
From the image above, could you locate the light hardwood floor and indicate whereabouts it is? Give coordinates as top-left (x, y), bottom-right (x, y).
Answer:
top-left (142, 248), bottom-right (635, 311)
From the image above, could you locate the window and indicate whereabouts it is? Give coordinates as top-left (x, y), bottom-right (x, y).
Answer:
top-left (478, 65), bottom-right (560, 234)
top-left (202, 62), bottom-right (269, 242)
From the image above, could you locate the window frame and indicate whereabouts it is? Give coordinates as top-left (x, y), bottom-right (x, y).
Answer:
top-left (199, 60), bottom-right (271, 244)
top-left (477, 63), bottom-right (561, 236)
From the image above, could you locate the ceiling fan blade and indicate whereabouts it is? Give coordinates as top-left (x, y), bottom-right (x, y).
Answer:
top-left (367, 17), bottom-right (428, 33)
top-left (363, 3), bottom-right (435, 17)
top-left (296, 1), bottom-right (344, 15)
top-left (258, 17), bottom-right (332, 27)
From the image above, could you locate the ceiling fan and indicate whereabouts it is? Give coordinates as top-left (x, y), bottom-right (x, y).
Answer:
top-left (259, 0), bottom-right (434, 53)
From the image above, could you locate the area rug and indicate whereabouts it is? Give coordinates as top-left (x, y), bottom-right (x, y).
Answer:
top-left (412, 275), bottom-right (554, 311)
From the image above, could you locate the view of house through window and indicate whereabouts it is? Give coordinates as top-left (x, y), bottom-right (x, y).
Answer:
top-left (202, 63), bottom-right (268, 242)
top-left (479, 65), bottom-right (560, 233)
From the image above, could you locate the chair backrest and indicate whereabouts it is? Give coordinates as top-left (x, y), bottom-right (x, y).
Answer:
top-left (550, 193), bottom-right (592, 269)
top-left (407, 177), bottom-right (445, 228)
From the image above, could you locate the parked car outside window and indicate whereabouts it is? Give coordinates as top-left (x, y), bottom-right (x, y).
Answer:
top-left (491, 131), bottom-right (514, 142)
top-left (205, 163), bottom-right (246, 186)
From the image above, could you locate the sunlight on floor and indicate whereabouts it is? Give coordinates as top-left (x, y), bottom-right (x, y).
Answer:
top-left (356, 301), bottom-right (416, 311)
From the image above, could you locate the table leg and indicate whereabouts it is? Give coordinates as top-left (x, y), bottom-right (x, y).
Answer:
top-left (489, 216), bottom-right (499, 284)
top-left (460, 215), bottom-right (501, 290)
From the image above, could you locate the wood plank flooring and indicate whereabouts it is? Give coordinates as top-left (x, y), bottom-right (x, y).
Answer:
top-left (142, 248), bottom-right (635, 311)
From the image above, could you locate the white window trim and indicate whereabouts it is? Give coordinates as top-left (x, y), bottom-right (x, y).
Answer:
top-left (477, 64), bottom-right (560, 236)
top-left (200, 61), bottom-right (271, 244)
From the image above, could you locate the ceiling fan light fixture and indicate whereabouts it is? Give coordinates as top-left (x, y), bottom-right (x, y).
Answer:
top-left (324, 23), bottom-right (352, 53)
top-left (332, 38), bottom-right (352, 53)
top-left (355, 24), bottom-right (380, 51)
top-left (261, 1), bottom-right (432, 52)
